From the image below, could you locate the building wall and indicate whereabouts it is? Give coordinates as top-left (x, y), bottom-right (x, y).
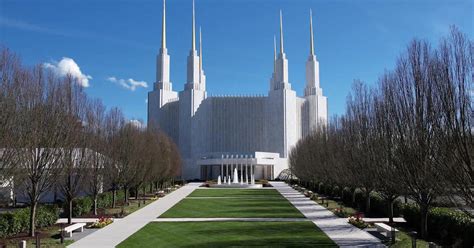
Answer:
top-left (149, 87), bottom-right (315, 179)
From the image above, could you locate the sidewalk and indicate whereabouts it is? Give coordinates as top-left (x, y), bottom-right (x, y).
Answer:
top-left (271, 181), bottom-right (384, 247)
top-left (68, 183), bottom-right (202, 248)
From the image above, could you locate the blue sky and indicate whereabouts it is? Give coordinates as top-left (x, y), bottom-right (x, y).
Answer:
top-left (1, 0), bottom-right (472, 122)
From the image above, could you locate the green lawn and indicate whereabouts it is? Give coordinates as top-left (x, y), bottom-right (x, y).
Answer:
top-left (189, 189), bottom-right (283, 198)
top-left (117, 221), bottom-right (337, 248)
top-left (160, 197), bottom-right (304, 218)
top-left (388, 229), bottom-right (429, 248)
top-left (160, 189), bottom-right (304, 218)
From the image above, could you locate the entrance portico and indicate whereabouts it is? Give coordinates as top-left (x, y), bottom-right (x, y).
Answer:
top-left (197, 152), bottom-right (280, 181)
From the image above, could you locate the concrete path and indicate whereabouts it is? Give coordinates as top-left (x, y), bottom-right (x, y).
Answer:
top-left (271, 182), bottom-right (384, 248)
top-left (68, 183), bottom-right (202, 248)
top-left (154, 217), bottom-right (309, 222)
top-left (65, 227), bottom-right (99, 242)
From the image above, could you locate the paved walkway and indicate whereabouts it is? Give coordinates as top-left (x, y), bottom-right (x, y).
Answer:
top-left (271, 182), bottom-right (384, 248)
top-left (154, 217), bottom-right (310, 222)
top-left (68, 183), bottom-right (202, 248)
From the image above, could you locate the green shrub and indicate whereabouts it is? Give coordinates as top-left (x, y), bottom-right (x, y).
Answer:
top-left (96, 190), bottom-right (125, 209)
top-left (0, 205), bottom-right (59, 238)
top-left (401, 203), bottom-right (473, 247)
top-left (73, 197), bottom-right (93, 217)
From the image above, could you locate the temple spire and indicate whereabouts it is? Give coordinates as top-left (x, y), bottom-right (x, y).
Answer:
top-left (309, 9), bottom-right (314, 56)
top-left (161, 0), bottom-right (166, 49)
top-left (199, 26), bottom-right (202, 78)
top-left (279, 10), bottom-right (284, 54)
top-left (191, 0), bottom-right (196, 52)
top-left (273, 35), bottom-right (276, 70)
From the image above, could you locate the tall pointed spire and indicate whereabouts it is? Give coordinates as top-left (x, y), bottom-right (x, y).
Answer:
top-left (279, 10), bottom-right (284, 54)
top-left (199, 26), bottom-right (202, 77)
top-left (273, 35), bottom-right (276, 70)
top-left (191, 0), bottom-right (196, 52)
top-left (309, 9), bottom-right (314, 56)
top-left (161, 0), bottom-right (166, 49)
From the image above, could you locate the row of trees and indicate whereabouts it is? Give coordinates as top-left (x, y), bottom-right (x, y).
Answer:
top-left (289, 27), bottom-right (472, 239)
top-left (0, 48), bottom-right (181, 236)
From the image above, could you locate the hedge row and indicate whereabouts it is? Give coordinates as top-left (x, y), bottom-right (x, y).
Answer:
top-left (294, 180), bottom-right (473, 246)
top-left (302, 182), bottom-right (402, 217)
top-left (402, 203), bottom-right (473, 247)
top-left (0, 205), bottom-right (59, 238)
top-left (72, 190), bottom-right (125, 217)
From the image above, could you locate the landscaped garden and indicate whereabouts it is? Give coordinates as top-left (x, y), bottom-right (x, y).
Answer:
top-left (119, 188), bottom-right (336, 247)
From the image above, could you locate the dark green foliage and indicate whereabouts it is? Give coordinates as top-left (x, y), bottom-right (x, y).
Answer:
top-left (67, 190), bottom-right (126, 217)
top-left (97, 190), bottom-right (125, 209)
top-left (72, 197), bottom-right (93, 217)
top-left (402, 203), bottom-right (473, 247)
top-left (0, 206), bottom-right (59, 238)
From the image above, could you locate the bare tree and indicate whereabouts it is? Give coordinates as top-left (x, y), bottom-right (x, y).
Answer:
top-left (56, 75), bottom-right (89, 224)
top-left (104, 107), bottom-right (125, 208)
top-left (84, 99), bottom-right (107, 215)
top-left (13, 67), bottom-right (70, 236)
top-left (343, 80), bottom-right (379, 214)
top-left (432, 27), bottom-right (473, 212)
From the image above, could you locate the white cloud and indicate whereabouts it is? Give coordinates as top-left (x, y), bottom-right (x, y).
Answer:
top-left (44, 57), bottom-right (92, 87)
top-left (107, 76), bottom-right (148, 91)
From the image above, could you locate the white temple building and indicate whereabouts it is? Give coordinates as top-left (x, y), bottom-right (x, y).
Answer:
top-left (148, 0), bottom-right (328, 180)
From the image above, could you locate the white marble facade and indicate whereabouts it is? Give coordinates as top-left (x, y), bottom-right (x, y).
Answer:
top-left (148, 1), bottom-right (328, 180)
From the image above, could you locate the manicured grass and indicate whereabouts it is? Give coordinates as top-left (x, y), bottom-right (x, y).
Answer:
top-left (117, 221), bottom-right (337, 248)
top-left (160, 197), bottom-right (304, 218)
top-left (189, 189), bottom-right (283, 198)
top-left (388, 229), bottom-right (428, 248)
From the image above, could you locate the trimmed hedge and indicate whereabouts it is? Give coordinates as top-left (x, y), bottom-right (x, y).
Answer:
top-left (402, 203), bottom-right (473, 247)
top-left (73, 197), bottom-right (93, 217)
top-left (0, 205), bottom-right (59, 238)
top-left (97, 190), bottom-right (125, 209)
top-left (68, 190), bottom-right (126, 217)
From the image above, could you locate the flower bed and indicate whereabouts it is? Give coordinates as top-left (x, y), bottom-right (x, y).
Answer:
top-left (89, 216), bottom-right (113, 228)
top-left (347, 213), bottom-right (368, 229)
top-left (333, 207), bottom-right (349, 218)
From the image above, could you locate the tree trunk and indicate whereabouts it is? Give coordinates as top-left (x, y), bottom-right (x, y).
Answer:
top-left (112, 188), bottom-right (116, 208)
top-left (68, 198), bottom-right (73, 224)
top-left (29, 201), bottom-right (37, 237)
top-left (420, 204), bottom-right (429, 239)
top-left (365, 190), bottom-right (371, 215)
top-left (388, 199), bottom-right (394, 223)
top-left (136, 187), bottom-right (140, 207)
top-left (352, 189), bottom-right (357, 206)
top-left (124, 187), bottom-right (128, 205)
top-left (93, 194), bottom-right (98, 216)
top-left (142, 187), bottom-right (146, 205)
